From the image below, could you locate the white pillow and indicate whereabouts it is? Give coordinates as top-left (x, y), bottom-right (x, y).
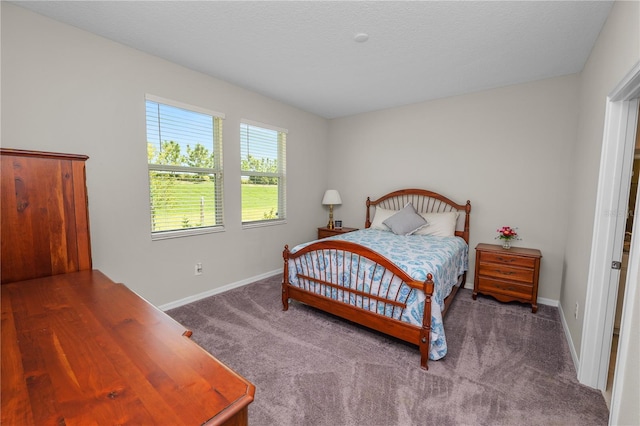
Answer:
top-left (414, 212), bottom-right (459, 237)
top-left (369, 207), bottom-right (397, 231)
top-left (382, 203), bottom-right (428, 236)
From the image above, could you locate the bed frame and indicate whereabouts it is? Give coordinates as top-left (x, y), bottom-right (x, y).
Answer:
top-left (282, 189), bottom-right (471, 369)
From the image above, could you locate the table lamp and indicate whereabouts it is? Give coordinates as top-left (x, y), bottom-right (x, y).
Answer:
top-left (322, 189), bottom-right (342, 230)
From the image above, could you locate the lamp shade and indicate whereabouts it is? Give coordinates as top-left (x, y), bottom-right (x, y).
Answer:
top-left (322, 189), bottom-right (342, 205)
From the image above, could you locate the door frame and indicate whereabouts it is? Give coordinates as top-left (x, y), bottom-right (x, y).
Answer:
top-left (579, 62), bottom-right (640, 392)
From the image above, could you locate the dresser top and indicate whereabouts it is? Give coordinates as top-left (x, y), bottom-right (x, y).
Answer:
top-left (1, 147), bottom-right (89, 161)
top-left (475, 243), bottom-right (542, 258)
top-left (2, 270), bottom-right (255, 425)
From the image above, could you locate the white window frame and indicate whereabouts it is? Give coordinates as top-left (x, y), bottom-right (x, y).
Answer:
top-left (240, 119), bottom-right (287, 228)
top-left (146, 94), bottom-right (225, 240)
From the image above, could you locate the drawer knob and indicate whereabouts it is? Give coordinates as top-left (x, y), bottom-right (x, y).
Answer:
top-left (497, 257), bottom-right (515, 263)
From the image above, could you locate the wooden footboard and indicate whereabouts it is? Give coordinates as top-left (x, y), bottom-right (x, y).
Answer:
top-left (282, 240), bottom-right (435, 369)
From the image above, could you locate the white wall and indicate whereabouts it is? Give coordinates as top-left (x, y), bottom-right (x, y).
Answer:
top-left (1, 3), bottom-right (329, 305)
top-left (328, 75), bottom-right (579, 301)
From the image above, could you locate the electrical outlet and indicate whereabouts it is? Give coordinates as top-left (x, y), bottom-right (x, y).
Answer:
top-left (574, 302), bottom-right (579, 319)
top-left (195, 263), bottom-right (203, 276)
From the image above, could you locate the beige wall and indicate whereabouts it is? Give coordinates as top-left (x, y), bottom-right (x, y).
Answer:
top-left (562, 1), bottom-right (640, 356)
top-left (1, 3), bottom-right (329, 305)
top-left (328, 75), bottom-right (579, 301)
top-left (3, 3), bottom-right (639, 419)
top-left (564, 1), bottom-right (639, 422)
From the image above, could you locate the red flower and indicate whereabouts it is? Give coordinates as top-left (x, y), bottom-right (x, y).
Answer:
top-left (496, 226), bottom-right (519, 240)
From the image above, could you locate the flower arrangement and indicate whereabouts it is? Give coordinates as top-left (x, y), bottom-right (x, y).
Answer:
top-left (496, 226), bottom-right (520, 249)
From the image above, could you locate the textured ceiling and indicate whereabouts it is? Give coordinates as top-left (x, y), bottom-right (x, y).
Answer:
top-left (13, 1), bottom-right (613, 119)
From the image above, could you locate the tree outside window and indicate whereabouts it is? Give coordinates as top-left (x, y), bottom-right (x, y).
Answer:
top-left (146, 96), bottom-right (224, 237)
top-left (240, 121), bottom-right (286, 224)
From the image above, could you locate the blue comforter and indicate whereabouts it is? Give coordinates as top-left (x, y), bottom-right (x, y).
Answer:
top-left (288, 228), bottom-right (468, 360)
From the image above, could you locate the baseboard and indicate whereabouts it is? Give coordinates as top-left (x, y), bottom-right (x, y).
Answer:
top-left (165, 272), bottom-right (561, 311)
top-left (537, 296), bottom-right (559, 307)
top-left (558, 302), bottom-right (580, 373)
top-left (158, 269), bottom-right (282, 311)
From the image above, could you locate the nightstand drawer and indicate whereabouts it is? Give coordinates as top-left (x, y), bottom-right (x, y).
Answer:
top-left (473, 243), bottom-right (542, 313)
top-left (478, 263), bottom-right (534, 283)
top-left (477, 277), bottom-right (533, 299)
top-left (480, 251), bottom-right (536, 269)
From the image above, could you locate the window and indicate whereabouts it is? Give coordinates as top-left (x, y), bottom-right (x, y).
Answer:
top-left (240, 120), bottom-right (287, 226)
top-left (146, 95), bottom-right (224, 238)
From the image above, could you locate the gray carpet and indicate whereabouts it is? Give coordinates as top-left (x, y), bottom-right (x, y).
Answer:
top-left (167, 275), bottom-right (609, 425)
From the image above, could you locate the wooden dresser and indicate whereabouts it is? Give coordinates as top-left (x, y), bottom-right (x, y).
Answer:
top-left (1, 149), bottom-right (255, 425)
top-left (1, 149), bottom-right (92, 283)
top-left (473, 243), bottom-right (542, 313)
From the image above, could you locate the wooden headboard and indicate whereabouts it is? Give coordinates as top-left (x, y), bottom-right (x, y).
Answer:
top-left (365, 188), bottom-right (471, 244)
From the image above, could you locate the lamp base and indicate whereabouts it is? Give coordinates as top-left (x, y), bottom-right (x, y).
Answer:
top-left (327, 205), bottom-right (335, 229)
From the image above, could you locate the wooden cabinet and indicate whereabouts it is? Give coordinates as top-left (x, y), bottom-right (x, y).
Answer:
top-left (1, 149), bottom-right (92, 284)
top-left (1, 148), bottom-right (255, 425)
top-left (318, 226), bottom-right (358, 239)
top-left (473, 243), bottom-right (542, 313)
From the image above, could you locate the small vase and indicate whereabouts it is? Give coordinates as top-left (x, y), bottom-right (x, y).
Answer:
top-left (502, 239), bottom-right (511, 249)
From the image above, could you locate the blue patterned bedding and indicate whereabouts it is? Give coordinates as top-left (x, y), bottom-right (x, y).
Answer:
top-left (288, 228), bottom-right (468, 360)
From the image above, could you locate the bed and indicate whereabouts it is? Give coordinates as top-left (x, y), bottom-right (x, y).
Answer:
top-left (282, 188), bottom-right (471, 369)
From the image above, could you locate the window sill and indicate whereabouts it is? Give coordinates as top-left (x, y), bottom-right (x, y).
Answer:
top-left (151, 226), bottom-right (224, 241)
top-left (242, 219), bottom-right (287, 230)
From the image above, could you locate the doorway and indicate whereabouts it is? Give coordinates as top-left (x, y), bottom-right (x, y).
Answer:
top-left (604, 147), bottom-right (639, 408)
top-left (579, 62), bottom-right (640, 424)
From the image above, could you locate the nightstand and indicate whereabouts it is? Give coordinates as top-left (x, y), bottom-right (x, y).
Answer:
top-left (473, 243), bottom-right (542, 313)
top-left (317, 226), bottom-right (358, 239)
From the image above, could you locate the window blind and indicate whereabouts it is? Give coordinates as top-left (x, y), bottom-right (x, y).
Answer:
top-left (146, 96), bottom-right (224, 237)
top-left (240, 120), bottom-right (287, 225)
